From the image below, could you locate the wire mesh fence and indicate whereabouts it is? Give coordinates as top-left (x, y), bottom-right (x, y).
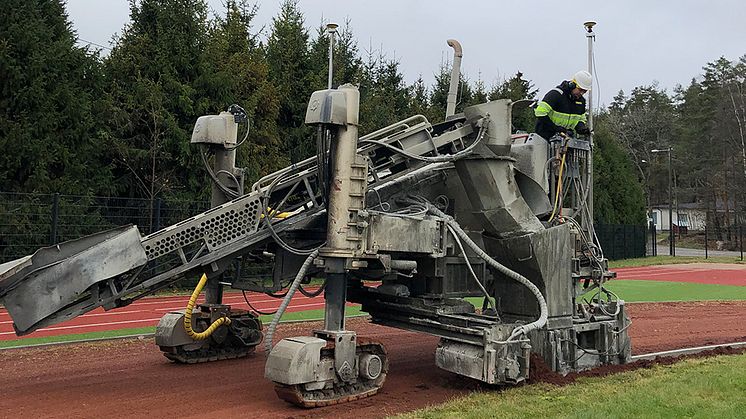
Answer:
top-left (595, 223), bottom-right (647, 260)
top-left (0, 192), bottom-right (209, 264)
top-left (1, 191), bottom-right (650, 264)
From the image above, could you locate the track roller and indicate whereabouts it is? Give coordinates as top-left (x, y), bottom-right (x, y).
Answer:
top-left (268, 337), bottom-right (388, 407)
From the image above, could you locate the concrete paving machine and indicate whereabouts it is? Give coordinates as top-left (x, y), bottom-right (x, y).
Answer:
top-left (0, 40), bottom-right (630, 406)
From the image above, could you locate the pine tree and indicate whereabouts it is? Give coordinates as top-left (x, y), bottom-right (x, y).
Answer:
top-left (472, 74), bottom-right (489, 105)
top-left (202, 0), bottom-right (286, 184)
top-left (489, 71), bottom-right (539, 132)
top-left (0, 0), bottom-right (112, 194)
top-left (429, 63), bottom-right (475, 121)
top-left (606, 84), bottom-right (676, 212)
top-left (104, 0), bottom-right (211, 201)
top-left (428, 63), bottom-right (451, 122)
top-left (408, 75), bottom-right (432, 120)
top-left (265, 0), bottom-right (314, 163)
top-left (592, 115), bottom-right (647, 224)
top-left (308, 19), bottom-right (363, 90)
top-left (358, 50), bottom-right (412, 135)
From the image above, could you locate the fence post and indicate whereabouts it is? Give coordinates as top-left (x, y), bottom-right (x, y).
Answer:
top-left (154, 197), bottom-right (162, 233)
top-left (740, 224), bottom-right (743, 262)
top-left (49, 193), bottom-right (59, 245)
top-left (704, 224), bottom-right (708, 259)
top-left (649, 221), bottom-right (657, 257)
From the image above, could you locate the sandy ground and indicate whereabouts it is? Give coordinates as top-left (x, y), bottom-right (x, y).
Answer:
top-left (1, 300), bottom-right (745, 419)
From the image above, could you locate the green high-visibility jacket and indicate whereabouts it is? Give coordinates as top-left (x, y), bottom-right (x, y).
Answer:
top-left (534, 80), bottom-right (587, 140)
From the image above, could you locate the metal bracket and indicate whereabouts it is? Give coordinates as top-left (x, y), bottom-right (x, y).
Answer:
top-left (315, 330), bottom-right (358, 383)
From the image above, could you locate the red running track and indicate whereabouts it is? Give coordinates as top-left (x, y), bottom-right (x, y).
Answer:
top-left (614, 263), bottom-right (746, 286)
top-left (3, 264), bottom-right (744, 342)
top-left (0, 290), bottom-right (335, 341)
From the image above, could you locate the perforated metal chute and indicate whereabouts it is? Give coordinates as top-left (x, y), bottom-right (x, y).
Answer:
top-left (142, 195), bottom-right (262, 259)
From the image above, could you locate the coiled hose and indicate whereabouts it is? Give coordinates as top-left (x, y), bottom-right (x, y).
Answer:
top-left (426, 205), bottom-right (548, 341)
top-left (184, 273), bottom-right (231, 341)
top-left (264, 249), bottom-right (319, 353)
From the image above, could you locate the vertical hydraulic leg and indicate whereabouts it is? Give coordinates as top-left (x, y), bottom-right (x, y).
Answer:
top-left (323, 271), bottom-right (347, 332)
top-left (265, 84), bottom-right (388, 407)
top-left (155, 109), bottom-right (262, 363)
top-left (316, 266), bottom-right (358, 384)
top-left (205, 146), bottom-right (238, 305)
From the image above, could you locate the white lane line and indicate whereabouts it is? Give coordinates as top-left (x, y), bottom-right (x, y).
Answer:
top-left (114, 293), bottom-right (321, 308)
top-left (0, 294), bottom-right (322, 318)
top-left (0, 310), bottom-right (148, 326)
top-left (153, 301), bottom-right (327, 312)
top-left (0, 318), bottom-right (164, 336)
top-left (617, 269), bottom-right (703, 278)
top-left (0, 302), bottom-right (331, 335)
top-left (0, 310), bottom-right (146, 325)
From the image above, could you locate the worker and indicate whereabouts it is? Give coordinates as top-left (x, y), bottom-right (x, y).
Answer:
top-left (534, 70), bottom-right (592, 140)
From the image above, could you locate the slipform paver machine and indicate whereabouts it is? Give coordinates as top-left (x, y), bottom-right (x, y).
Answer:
top-left (0, 40), bottom-right (630, 407)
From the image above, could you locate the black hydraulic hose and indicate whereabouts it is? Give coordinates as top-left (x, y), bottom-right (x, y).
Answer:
top-left (299, 281), bottom-right (326, 298)
top-left (242, 290), bottom-right (278, 316)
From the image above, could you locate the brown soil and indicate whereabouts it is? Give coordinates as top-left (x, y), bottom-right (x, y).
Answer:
top-left (2, 301), bottom-right (746, 419)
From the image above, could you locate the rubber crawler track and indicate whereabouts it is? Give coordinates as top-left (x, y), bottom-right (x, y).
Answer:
top-left (274, 336), bottom-right (389, 407)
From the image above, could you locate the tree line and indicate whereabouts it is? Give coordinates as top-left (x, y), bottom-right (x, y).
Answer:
top-left (605, 56), bottom-right (746, 240)
top-left (0, 0), bottom-right (535, 202)
top-left (4, 0), bottom-right (742, 234)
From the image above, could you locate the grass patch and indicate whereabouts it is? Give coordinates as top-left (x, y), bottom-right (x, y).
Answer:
top-left (398, 353), bottom-right (746, 419)
top-left (597, 280), bottom-right (746, 303)
top-left (609, 255), bottom-right (745, 268)
top-left (0, 305), bottom-right (363, 349)
top-left (0, 327), bottom-right (156, 349)
top-left (466, 279), bottom-right (746, 308)
top-left (256, 304), bottom-right (363, 323)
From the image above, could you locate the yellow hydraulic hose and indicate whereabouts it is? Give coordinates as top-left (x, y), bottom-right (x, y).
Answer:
top-left (548, 150), bottom-right (568, 223)
top-left (183, 273), bottom-right (231, 341)
top-left (260, 207), bottom-right (291, 219)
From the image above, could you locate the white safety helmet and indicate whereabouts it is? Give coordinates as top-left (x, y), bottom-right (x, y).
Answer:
top-left (572, 70), bottom-right (592, 90)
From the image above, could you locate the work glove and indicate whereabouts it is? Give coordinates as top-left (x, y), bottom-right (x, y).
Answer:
top-left (575, 123), bottom-right (590, 136)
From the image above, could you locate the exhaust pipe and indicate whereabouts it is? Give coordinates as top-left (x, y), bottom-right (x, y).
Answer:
top-left (445, 39), bottom-right (463, 118)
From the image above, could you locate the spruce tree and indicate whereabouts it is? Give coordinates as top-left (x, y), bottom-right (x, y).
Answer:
top-left (359, 51), bottom-right (411, 135)
top-left (265, 0), bottom-right (314, 163)
top-left (489, 71), bottom-right (539, 132)
top-left (0, 0), bottom-right (112, 194)
top-left (308, 19), bottom-right (363, 90)
top-left (104, 0), bottom-right (212, 201)
top-left (202, 0), bottom-right (286, 184)
top-left (592, 115), bottom-right (647, 225)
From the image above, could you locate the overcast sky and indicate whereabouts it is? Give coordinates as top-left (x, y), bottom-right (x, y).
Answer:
top-left (66, 0), bottom-right (746, 108)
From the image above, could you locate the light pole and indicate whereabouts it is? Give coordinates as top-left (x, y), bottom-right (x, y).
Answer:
top-left (652, 147), bottom-right (674, 256)
top-left (640, 158), bottom-right (656, 256)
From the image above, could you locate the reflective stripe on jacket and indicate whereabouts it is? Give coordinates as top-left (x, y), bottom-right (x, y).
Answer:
top-left (534, 82), bottom-right (587, 139)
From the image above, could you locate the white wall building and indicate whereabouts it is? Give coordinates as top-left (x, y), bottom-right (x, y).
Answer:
top-left (650, 202), bottom-right (740, 232)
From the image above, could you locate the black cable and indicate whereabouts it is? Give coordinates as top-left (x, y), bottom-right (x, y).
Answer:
top-left (265, 289), bottom-right (288, 298)
top-left (260, 174), bottom-right (325, 255)
top-left (225, 118), bottom-right (251, 151)
top-left (201, 148), bottom-right (240, 198)
top-left (242, 290), bottom-right (278, 315)
top-left (299, 281), bottom-right (326, 298)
